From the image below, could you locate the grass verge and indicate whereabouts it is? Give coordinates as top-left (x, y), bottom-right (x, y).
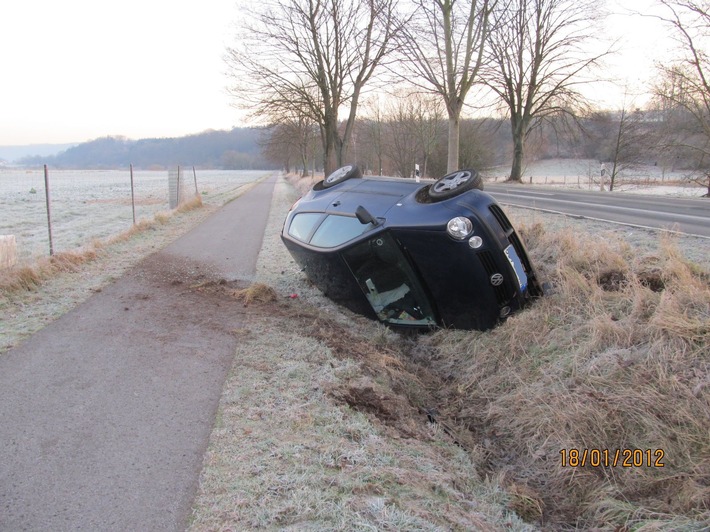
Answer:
top-left (421, 224), bottom-right (710, 529)
top-left (189, 297), bottom-right (534, 531)
top-left (192, 175), bottom-right (708, 530)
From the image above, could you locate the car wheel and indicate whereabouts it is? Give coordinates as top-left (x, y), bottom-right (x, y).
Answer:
top-left (428, 169), bottom-right (483, 200)
top-left (322, 165), bottom-right (362, 188)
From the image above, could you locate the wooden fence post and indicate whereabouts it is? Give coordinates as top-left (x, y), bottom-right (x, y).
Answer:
top-left (130, 164), bottom-right (136, 225)
top-left (177, 166), bottom-right (181, 206)
top-left (43, 164), bottom-right (54, 256)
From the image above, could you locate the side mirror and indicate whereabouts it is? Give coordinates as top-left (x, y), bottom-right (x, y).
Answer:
top-left (355, 205), bottom-right (379, 226)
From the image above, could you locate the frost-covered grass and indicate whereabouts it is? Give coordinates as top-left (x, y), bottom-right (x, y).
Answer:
top-left (0, 169), bottom-right (272, 261)
top-left (191, 173), bottom-right (707, 530)
top-left (189, 176), bottom-right (535, 531)
top-left (485, 158), bottom-right (707, 197)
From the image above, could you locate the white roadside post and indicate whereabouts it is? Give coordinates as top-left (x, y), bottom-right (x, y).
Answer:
top-left (0, 235), bottom-right (17, 269)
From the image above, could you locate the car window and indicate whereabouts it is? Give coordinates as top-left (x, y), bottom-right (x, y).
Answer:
top-left (343, 234), bottom-right (436, 327)
top-left (309, 214), bottom-right (374, 248)
top-left (288, 213), bottom-right (323, 242)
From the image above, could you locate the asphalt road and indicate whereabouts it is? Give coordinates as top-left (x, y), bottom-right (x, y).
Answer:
top-left (485, 183), bottom-right (710, 238)
top-left (0, 175), bottom-right (277, 531)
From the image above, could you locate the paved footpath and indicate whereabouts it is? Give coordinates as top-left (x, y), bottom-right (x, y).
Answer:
top-left (0, 175), bottom-right (278, 531)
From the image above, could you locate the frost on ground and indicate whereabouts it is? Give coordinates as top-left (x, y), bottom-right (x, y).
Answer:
top-left (0, 174), bottom-right (268, 353)
top-left (503, 205), bottom-right (710, 266)
top-left (485, 158), bottom-right (708, 197)
top-left (0, 169), bottom-right (271, 261)
top-left (2, 170), bottom-right (707, 529)
top-left (190, 177), bottom-right (536, 531)
top-left (189, 176), bottom-right (708, 530)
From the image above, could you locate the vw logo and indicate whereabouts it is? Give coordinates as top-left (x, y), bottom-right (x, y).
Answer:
top-left (490, 273), bottom-right (504, 286)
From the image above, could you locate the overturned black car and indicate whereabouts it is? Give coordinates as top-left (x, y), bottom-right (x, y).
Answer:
top-left (281, 165), bottom-right (543, 330)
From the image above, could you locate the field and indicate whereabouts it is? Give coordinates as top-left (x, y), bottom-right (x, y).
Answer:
top-left (0, 168), bottom-right (271, 261)
top-left (486, 158), bottom-right (708, 196)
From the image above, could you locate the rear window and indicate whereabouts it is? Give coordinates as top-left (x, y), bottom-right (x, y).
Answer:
top-left (288, 212), bottom-right (374, 248)
top-left (310, 215), bottom-right (373, 248)
top-left (288, 213), bottom-right (323, 242)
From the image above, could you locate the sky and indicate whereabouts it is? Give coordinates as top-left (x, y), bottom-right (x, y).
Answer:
top-left (1, 0), bottom-right (243, 145)
top-left (0, 0), bottom-right (677, 146)
top-left (596, 0), bottom-right (678, 108)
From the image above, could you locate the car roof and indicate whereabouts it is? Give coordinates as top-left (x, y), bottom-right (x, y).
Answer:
top-left (299, 177), bottom-right (425, 217)
top-left (336, 175), bottom-right (427, 193)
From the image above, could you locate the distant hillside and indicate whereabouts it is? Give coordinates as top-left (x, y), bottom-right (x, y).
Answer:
top-left (0, 143), bottom-right (79, 163)
top-left (16, 128), bottom-right (274, 170)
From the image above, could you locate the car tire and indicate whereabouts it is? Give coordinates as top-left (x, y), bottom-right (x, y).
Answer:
top-left (322, 165), bottom-right (362, 188)
top-left (428, 169), bottom-right (483, 200)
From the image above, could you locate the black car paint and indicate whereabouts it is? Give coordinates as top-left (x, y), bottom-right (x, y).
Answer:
top-left (281, 175), bottom-right (542, 330)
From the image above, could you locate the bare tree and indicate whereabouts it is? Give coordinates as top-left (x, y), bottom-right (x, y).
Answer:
top-left (383, 96), bottom-right (420, 177)
top-left (411, 94), bottom-right (445, 177)
top-left (458, 118), bottom-right (501, 170)
top-left (226, 0), bottom-right (400, 176)
top-left (485, 0), bottom-right (608, 182)
top-left (288, 114), bottom-right (320, 177)
top-left (259, 125), bottom-right (298, 173)
top-left (652, 0), bottom-right (710, 196)
top-left (379, 93), bottom-right (446, 178)
top-left (604, 103), bottom-right (648, 191)
top-left (396, 0), bottom-right (495, 173)
top-left (359, 97), bottom-right (387, 175)
top-left (256, 97), bottom-right (320, 176)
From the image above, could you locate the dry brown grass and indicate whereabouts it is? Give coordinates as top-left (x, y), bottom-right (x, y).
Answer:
top-left (110, 219), bottom-right (155, 242)
top-left (177, 194), bottom-right (203, 213)
top-left (0, 249), bottom-right (99, 292)
top-left (190, 298), bottom-right (533, 531)
top-left (423, 224), bottom-right (710, 529)
top-left (154, 211), bottom-right (171, 224)
top-left (231, 283), bottom-right (278, 305)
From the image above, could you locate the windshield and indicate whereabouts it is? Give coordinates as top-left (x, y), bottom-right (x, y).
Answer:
top-left (342, 233), bottom-right (436, 327)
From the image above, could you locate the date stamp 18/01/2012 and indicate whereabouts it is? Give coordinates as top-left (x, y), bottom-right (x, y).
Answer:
top-left (560, 449), bottom-right (665, 468)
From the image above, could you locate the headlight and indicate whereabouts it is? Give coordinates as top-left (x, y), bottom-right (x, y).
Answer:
top-left (446, 217), bottom-right (473, 240)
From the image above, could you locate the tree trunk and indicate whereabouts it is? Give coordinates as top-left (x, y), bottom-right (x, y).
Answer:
top-left (324, 146), bottom-right (338, 177)
top-left (447, 115), bottom-right (460, 173)
top-left (508, 134), bottom-right (524, 182)
top-left (322, 121), bottom-right (339, 177)
top-left (322, 108), bottom-right (340, 176)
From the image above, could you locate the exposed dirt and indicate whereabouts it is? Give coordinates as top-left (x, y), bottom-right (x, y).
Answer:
top-left (219, 289), bottom-right (480, 458)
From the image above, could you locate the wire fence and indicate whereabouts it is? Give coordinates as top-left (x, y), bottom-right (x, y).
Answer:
top-left (0, 167), bottom-right (270, 263)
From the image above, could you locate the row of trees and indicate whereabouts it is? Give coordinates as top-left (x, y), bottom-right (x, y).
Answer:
top-left (227, 0), bottom-right (710, 196)
top-left (260, 94), bottom-right (506, 179)
top-left (260, 95), bottom-right (709, 187)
